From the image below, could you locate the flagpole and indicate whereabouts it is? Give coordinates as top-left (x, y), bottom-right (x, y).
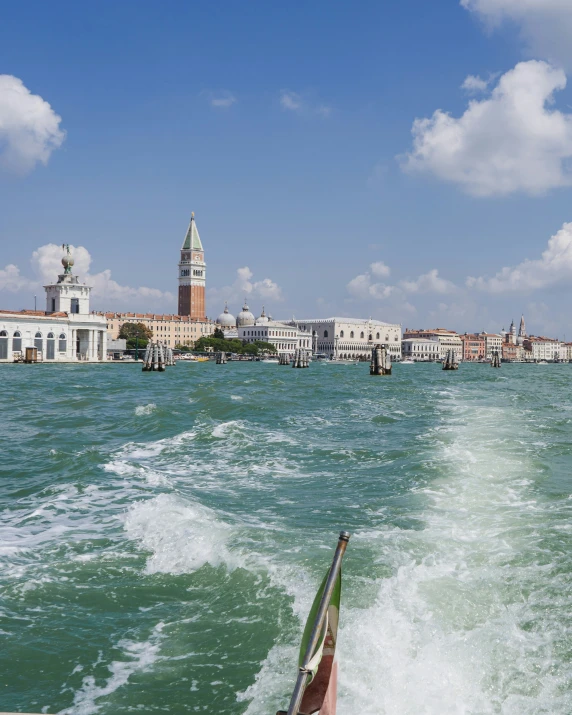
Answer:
top-left (285, 531), bottom-right (350, 715)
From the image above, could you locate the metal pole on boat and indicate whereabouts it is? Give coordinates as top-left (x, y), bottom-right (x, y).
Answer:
top-left (285, 531), bottom-right (351, 715)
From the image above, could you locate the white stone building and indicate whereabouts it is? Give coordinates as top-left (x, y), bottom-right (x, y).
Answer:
top-left (524, 337), bottom-right (562, 362)
top-left (0, 246), bottom-right (107, 363)
top-left (479, 332), bottom-right (503, 360)
top-left (290, 318), bottom-right (402, 360)
top-left (238, 307), bottom-right (312, 355)
top-left (403, 328), bottom-right (462, 362)
top-left (401, 338), bottom-right (440, 361)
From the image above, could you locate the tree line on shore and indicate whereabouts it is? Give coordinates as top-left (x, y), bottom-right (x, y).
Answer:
top-left (118, 323), bottom-right (277, 357)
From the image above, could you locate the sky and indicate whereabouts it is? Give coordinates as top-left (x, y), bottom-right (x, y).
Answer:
top-left (2, 0), bottom-right (572, 336)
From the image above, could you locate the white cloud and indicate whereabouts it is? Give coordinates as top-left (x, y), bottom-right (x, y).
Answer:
top-left (0, 243), bottom-right (174, 309)
top-left (401, 269), bottom-right (457, 294)
top-left (347, 262), bottom-right (455, 304)
top-left (0, 75), bottom-right (65, 174)
top-left (209, 266), bottom-right (283, 312)
top-left (402, 61), bottom-right (572, 197)
top-left (467, 221), bottom-right (572, 293)
top-left (203, 90), bottom-right (237, 109)
top-left (461, 74), bottom-right (492, 93)
top-left (370, 261), bottom-right (391, 278)
top-left (0, 264), bottom-right (36, 293)
top-left (279, 90), bottom-right (331, 117)
top-left (462, 0), bottom-right (572, 68)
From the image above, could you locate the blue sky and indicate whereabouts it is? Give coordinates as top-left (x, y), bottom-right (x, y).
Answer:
top-left (2, 0), bottom-right (572, 336)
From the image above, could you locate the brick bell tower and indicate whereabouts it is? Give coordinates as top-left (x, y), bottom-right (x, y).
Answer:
top-left (178, 212), bottom-right (206, 319)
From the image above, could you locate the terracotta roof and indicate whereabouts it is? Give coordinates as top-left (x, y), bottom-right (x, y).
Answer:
top-left (0, 309), bottom-right (68, 317)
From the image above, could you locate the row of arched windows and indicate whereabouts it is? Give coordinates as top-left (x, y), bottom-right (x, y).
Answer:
top-left (0, 330), bottom-right (67, 357)
top-left (323, 329), bottom-right (398, 341)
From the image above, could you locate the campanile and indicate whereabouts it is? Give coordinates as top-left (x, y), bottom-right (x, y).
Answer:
top-left (178, 212), bottom-right (206, 319)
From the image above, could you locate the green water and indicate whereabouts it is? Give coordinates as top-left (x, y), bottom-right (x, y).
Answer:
top-left (2, 361), bottom-right (572, 714)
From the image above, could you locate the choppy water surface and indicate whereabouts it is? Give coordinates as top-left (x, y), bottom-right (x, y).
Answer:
top-left (2, 361), bottom-right (572, 714)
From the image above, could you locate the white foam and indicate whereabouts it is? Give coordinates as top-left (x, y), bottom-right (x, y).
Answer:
top-left (61, 622), bottom-right (164, 715)
top-left (134, 403), bottom-right (156, 416)
top-left (230, 395), bottom-right (243, 401)
top-left (124, 493), bottom-right (237, 574)
top-left (241, 386), bottom-right (572, 714)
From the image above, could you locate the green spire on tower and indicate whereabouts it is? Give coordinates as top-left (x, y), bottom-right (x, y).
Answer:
top-left (181, 212), bottom-right (204, 251)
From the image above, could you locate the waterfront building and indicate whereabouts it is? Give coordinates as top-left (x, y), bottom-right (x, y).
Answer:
top-left (403, 328), bottom-right (462, 362)
top-left (291, 318), bottom-right (402, 360)
top-left (237, 319), bottom-right (311, 355)
top-left (502, 342), bottom-right (520, 362)
top-left (523, 337), bottom-right (562, 362)
top-left (401, 338), bottom-right (440, 361)
top-left (479, 332), bottom-right (503, 360)
top-left (460, 333), bottom-right (486, 361)
top-left (105, 313), bottom-right (215, 348)
top-left (0, 246), bottom-right (107, 362)
top-left (178, 213), bottom-right (206, 319)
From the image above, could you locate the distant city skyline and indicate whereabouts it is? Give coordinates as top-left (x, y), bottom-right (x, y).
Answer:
top-left (2, 2), bottom-right (572, 338)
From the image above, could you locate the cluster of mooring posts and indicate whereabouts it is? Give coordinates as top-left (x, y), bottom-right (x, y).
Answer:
top-left (142, 342), bottom-right (175, 372)
top-left (216, 351), bottom-right (228, 364)
top-left (442, 349), bottom-right (459, 371)
top-left (491, 349), bottom-right (501, 368)
top-left (370, 344), bottom-right (392, 375)
top-left (278, 353), bottom-right (290, 366)
top-left (292, 348), bottom-right (310, 368)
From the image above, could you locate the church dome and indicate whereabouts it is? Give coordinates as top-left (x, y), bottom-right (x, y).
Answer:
top-left (216, 302), bottom-right (236, 328)
top-left (236, 300), bottom-right (255, 327)
top-left (255, 306), bottom-right (269, 325)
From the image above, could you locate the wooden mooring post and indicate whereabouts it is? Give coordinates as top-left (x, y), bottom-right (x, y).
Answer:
top-left (142, 342), bottom-right (171, 372)
top-left (491, 349), bottom-right (501, 368)
top-left (292, 348), bottom-right (309, 368)
top-left (442, 349), bottom-right (459, 371)
top-left (370, 344), bottom-right (392, 375)
top-left (216, 351), bottom-right (228, 364)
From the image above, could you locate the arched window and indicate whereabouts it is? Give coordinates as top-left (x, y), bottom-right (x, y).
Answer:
top-left (369, 334), bottom-right (373, 341)
top-left (360, 331), bottom-right (364, 339)
top-left (12, 331), bottom-right (21, 353)
top-left (59, 333), bottom-right (67, 353)
top-left (394, 335), bottom-right (399, 341)
top-left (350, 331), bottom-right (354, 338)
top-left (46, 332), bottom-right (55, 359)
top-left (376, 332), bottom-right (380, 340)
top-left (0, 330), bottom-right (7, 360)
top-left (385, 334), bottom-right (389, 341)
top-left (324, 330), bottom-right (328, 338)
top-left (34, 332), bottom-right (43, 352)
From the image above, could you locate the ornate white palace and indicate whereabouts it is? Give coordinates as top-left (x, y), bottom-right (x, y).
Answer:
top-left (0, 246), bottom-right (107, 363)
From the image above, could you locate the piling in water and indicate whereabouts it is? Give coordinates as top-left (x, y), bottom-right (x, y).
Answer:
top-left (142, 341), bottom-right (171, 372)
top-left (442, 349), bottom-right (459, 371)
top-left (370, 344), bottom-right (392, 375)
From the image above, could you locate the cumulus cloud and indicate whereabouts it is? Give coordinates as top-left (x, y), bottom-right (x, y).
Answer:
top-left (203, 90), bottom-right (237, 109)
top-left (461, 74), bottom-right (493, 93)
top-left (279, 90), bottom-right (331, 117)
top-left (467, 221), bottom-right (572, 293)
top-left (0, 264), bottom-right (36, 293)
top-left (462, 0), bottom-right (572, 68)
top-left (401, 269), bottom-right (457, 294)
top-left (208, 266), bottom-right (283, 312)
top-left (0, 75), bottom-right (65, 174)
top-left (370, 261), bottom-right (391, 278)
top-left (347, 263), bottom-right (455, 303)
top-left (402, 61), bottom-right (572, 197)
top-left (0, 243), bottom-right (174, 309)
